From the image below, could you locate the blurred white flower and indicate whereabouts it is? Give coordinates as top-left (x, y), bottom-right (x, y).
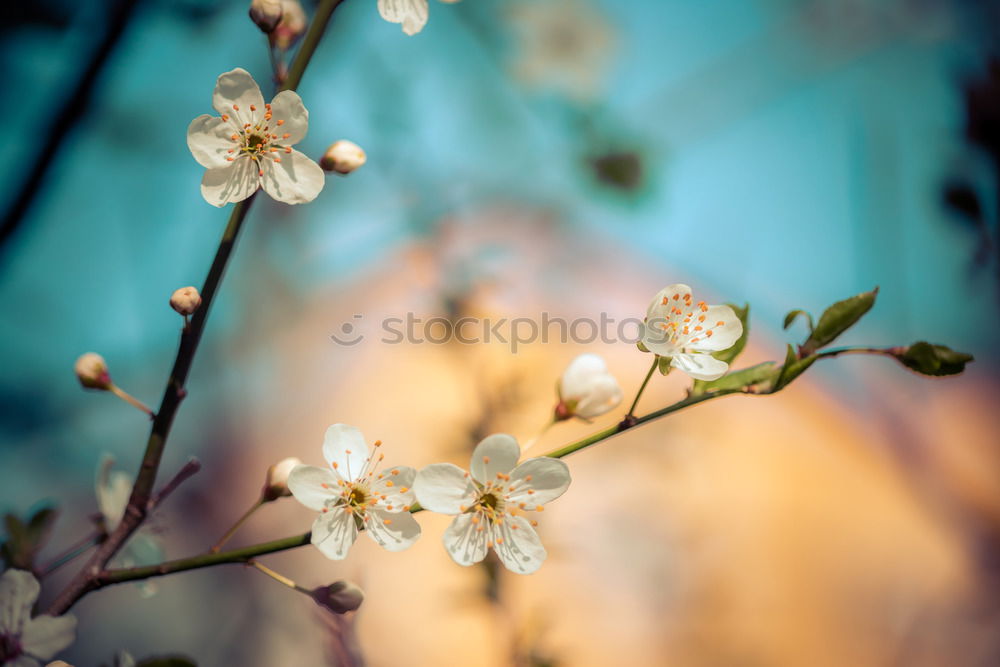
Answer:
top-left (414, 434), bottom-right (570, 574)
top-left (641, 284), bottom-right (742, 381)
top-left (249, 0), bottom-right (283, 34)
top-left (287, 424), bottom-right (421, 559)
top-left (96, 456), bottom-right (164, 598)
top-left (270, 0), bottom-right (307, 50)
top-left (508, 0), bottom-right (615, 102)
top-left (377, 0), bottom-right (461, 36)
top-left (187, 68), bottom-right (324, 207)
top-left (0, 570), bottom-right (76, 666)
top-left (320, 140), bottom-right (367, 174)
top-left (557, 353), bottom-right (622, 420)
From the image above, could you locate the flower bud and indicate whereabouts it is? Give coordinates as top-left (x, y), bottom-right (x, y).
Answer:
top-left (556, 353), bottom-right (622, 420)
top-left (269, 0), bottom-right (307, 51)
top-left (311, 580), bottom-right (364, 614)
top-left (262, 457), bottom-right (302, 501)
top-left (75, 353), bottom-right (112, 390)
top-left (170, 286), bottom-right (202, 316)
top-left (320, 140), bottom-right (367, 175)
top-left (249, 0), bottom-right (283, 33)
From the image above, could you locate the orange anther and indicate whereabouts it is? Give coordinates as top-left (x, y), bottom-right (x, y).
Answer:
top-left (694, 326), bottom-right (703, 331)
top-left (706, 331), bottom-right (714, 337)
top-left (231, 134), bottom-right (239, 140)
top-left (383, 518), bottom-right (392, 525)
top-left (285, 146), bottom-right (292, 153)
top-left (698, 315), bottom-right (706, 322)
top-left (250, 105), bottom-right (256, 111)
top-left (400, 486), bottom-right (408, 493)
top-left (673, 294), bottom-right (680, 301)
top-left (221, 114), bottom-right (229, 121)
top-left (232, 104), bottom-right (239, 111)
top-left (717, 320), bottom-right (725, 326)
top-left (277, 119), bottom-right (285, 126)
top-left (483, 456), bottom-right (490, 464)
top-left (496, 537), bottom-right (504, 545)
top-left (691, 337), bottom-right (700, 343)
top-left (384, 480), bottom-right (393, 487)
top-left (282, 133), bottom-right (290, 139)
top-left (662, 296), bottom-right (669, 305)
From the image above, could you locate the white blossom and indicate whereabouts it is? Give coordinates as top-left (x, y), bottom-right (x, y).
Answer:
top-left (640, 284), bottom-right (743, 381)
top-left (287, 424), bottom-right (421, 559)
top-left (414, 434), bottom-right (570, 574)
top-left (377, 0), bottom-right (461, 36)
top-left (187, 68), bottom-right (324, 207)
top-left (557, 354), bottom-right (622, 420)
top-left (0, 570), bottom-right (76, 667)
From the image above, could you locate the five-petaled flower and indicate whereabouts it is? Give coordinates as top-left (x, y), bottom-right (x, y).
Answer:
top-left (556, 353), bottom-right (622, 420)
top-left (640, 283), bottom-right (742, 381)
top-left (187, 68), bottom-right (324, 207)
top-left (414, 434), bottom-right (570, 574)
top-left (377, 0), bottom-right (461, 36)
top-left (0, 570), bottom-right (76, 667)
top-left (287, 424), bottom-right (421, 559)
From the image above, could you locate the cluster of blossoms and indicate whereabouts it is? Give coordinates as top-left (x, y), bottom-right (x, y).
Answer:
top-left (279, 284), bottom-right (741, 573)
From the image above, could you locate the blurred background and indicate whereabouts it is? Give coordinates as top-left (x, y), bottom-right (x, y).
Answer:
top-left (2, 0), bottom-right (1000, 664)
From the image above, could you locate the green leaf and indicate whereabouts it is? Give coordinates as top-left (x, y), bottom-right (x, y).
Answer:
top-left (657, 355), bottom-right (672, 375)
top-left (710, 303), bottom-right (749, 366)
top-left (800, 288), bottom-right (878, 356)
top-left (1, 507), bottom-right (58, 571)
top-left (783, 309), bottom-right (814, 332)
top-left (892, 342), bottom-right (974, 376)
top-left (26, 508), bottom-right (58, 550)
top-left (636, 340), bottom-right (650, 353)
top-left (693, 362), bottom-right (779, 394)
top-left (773, 344), bottom-right (818, 392)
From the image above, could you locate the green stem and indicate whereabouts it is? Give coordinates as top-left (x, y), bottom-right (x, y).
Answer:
top-left (625, 358), bottom-right (659, 418)
top-left (211, 497), bottom-right (266, 553)
top-left (249, 559), bottom-right (312, 594)
top-left (47, 0), bottom-right (347, 616)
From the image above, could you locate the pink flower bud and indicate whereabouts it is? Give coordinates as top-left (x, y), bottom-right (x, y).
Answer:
top-left (269, 0), bottom-right (307, 51)
top-left (249, 0), bottom-right (283, 33)
top-left (75, 353), bottom-right (112, 390)
top-left (170, 286), bottom-right (202, 316)
top-left (320, 140), bottom-right (366, 175)
top-left (263, 457), bottom-right (302, 501)
top-left (311, 580), bottom-right (364, 614)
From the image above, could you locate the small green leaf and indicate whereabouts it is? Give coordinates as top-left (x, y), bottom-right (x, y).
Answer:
top-left (710, 303), bottom-right (749, 366)
top-left (693, 362), bottom-right (779, 394)
top-left (773, 344), bottom-right (818, 392)
top-left (657, 355), bottom-right (672, 375)
top-left (783, 309), bottom-right (814, 332)
top-left (892, 342), bottom-right (974, 376)
top-left (2, 507), bottom-right (58, 571)
top-left (800, 288), bottom-right (878, 356)
top-left (26, 508), bottom-right (58, 550)
top-left (636, 340), bottom-right (650, 353)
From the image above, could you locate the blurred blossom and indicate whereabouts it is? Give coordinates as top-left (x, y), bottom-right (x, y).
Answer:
top-left (0, 570), bottom-right (76, 666)
top-left (507, 0), bottom-right (616, 102)
top-left (320, 140), bottom-right (367, 174)
top-left (378, 0), bottom-right (462, 36)
top-left (270, 0), bottom-right (307, 50)
top-left (556, 353), bottom-right (622, 420)
top-left (414, 434), bottom-right (570, 573)
top-left (249, 0), bottom-right (283, 34)
top-left (95, 455), bottom-right (164, 598)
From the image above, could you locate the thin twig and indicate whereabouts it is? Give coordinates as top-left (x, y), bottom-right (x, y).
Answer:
top-left (150, 458), bottom-right (202, 511)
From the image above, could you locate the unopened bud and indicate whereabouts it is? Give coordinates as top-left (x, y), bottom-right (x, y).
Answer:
top-left (263, 457), bottom-right (302, 501)
top-left (75, 353), bottom-right (112, 390)
top-left (249, 0), bottom-right (283, 33)
top-left (269, 0), bottom-right (307, 51)
top-left (311, 580), bottom-right (364, 614)
top-left (320, 140), bottom-right (366, 175)
top-left (170, 286), bottom-right (202, 316)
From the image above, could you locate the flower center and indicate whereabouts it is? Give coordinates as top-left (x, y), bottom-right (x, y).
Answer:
top-left (222, 103), bottom-right (294, 176)
top-left (649, 291), bottom-right (725, 348)
top-left (0, 632), bottom-right (23, 661)
top-left (347, 485), bottom-right (369, 509)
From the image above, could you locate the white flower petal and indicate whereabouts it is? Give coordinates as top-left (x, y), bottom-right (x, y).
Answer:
top-left (378, 0), bottom-right (429, 35)
top-left (370, 466), bottom-right (417, 508)
top-left (260, 149), bottom-right (324, 205)
top-left (364, 508), bottom-right (421, 552)
top-left (321, 424), bottom-right (370, 482)
top-left (493, 515), bottom-right (547, 574)
top-left (186, 114), bottom-right (237, 169)
top-left (200, 158), bottom-right (259, 207)
top-left (679, 304), bottom-right (743, 352)
top-left (559, 353), bottom-right (608, 397)
top-left (469, 434), bottom-right (520, 484)
top-left (0, 569), bottom-right (38, 634)
top-left (507, 457), bottom-right (571, 507)
top-left (287, 465), bottom-right (341, 511)
top-left (413, 463), bottom-right (476, 514)
top-left (646, 283), bottom-right (692, 319)
top-left (20, 615), bottom-right (76, 661)
top-left (95, 456), bottom-right (132, 531)
top-left (266, 90), bottom-right (308, 144)
top-left (9, 655), bottom-right (39, 667)
top-left (670, 352), bottom-right (729, 381)
top-left (311, 508), bottom-right (359, 560)
top-left (442, 513), bottom-right (489, 566)
top-left (212, 68), bottom-right (265, 125)
top-left (572, 375), bottom-right (623, 419)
